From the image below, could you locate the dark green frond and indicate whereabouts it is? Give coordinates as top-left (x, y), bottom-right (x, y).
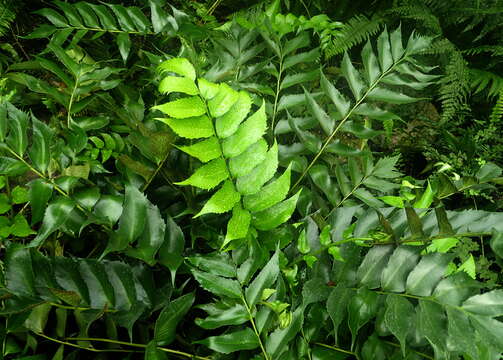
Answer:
top-left (439, 49), bottom-right (471, 123)
top-left (0, 0), bottom-right (15, 37)
top-left (490, 90), bottom-right (503, 123)
top-left (324, 15), bottom-right (383, 58)
top-left (470, 69), bottom-right (503, 98)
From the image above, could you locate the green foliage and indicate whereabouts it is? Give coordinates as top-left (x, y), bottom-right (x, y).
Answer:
top-left (0, 0), bottom-right (16, 37)
top-left (0, 1), bottom-right (502, 359)
top-left (155, 58), bottom-right (298, 245)
top-left (324, 14), bottom-right (383, 58)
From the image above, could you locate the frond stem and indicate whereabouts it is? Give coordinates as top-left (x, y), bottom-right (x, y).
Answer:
top-left (290, 56), bottom-right (408, 193)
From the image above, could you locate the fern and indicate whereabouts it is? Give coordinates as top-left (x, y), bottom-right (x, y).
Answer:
top-left (464, 45), bottom-right (503, 57)
top-left (438, 49), bottom-right (471, 123)
top-left (153, 58), bottom-right (298, 248)
top-left (0, 0), bottom-right (15, 37)
top-left (470, 69), bottom-right (503, 98)
top-left (489, 89), bottom-right (503, 123)
top-left (292, 27), bottom-right (439, 193)
top-left (324, 15), bottom-right (383, 58)
top-left (386, 4), bottom-right (442, 34)
top-left (332, 242), bottom-right (503, 358)
top-left (27, 1), bottom-right (193, 55)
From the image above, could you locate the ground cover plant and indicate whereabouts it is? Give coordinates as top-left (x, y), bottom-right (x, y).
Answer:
top-left (0, 0), bottom-right (502, 359)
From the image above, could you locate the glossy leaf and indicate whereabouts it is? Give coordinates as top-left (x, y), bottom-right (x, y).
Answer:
top-left (225, 204), bottom-right (251, 242)
top-left (175, 158), bottom-right (229, 190)
top-left (107, 185), bottom-right (148, 253)
top-left (215, 91), bottom-right (251, 138)
top-left (357, 245), bottom-right (394, 289)
top-left (195, 328), bottom-right (259, 354)
top-left (321, 71), bottom-right (350, 118)
top-left (154, 293), bottom-right (195, 346)
top-left (28, 179), bottom-right (53, 225)
top-left (228, 139), bottom-right (268, 177)
top-left (28, 197), bottom-right (76, 247)
top-left (196, 303), bottom-right (248, 329)
top-left (381, 246), bottom-right (421, 292)
top-left (418, 300), bottom-right (447, 358)
top-left (341, 52), bottom-right (365, 100)
top-left (236, 141), bottom-right (278, 195)
top-left (187, 253), bottom-right (236, 278)
top-left (158, 216), bottom-right (185, 283)
top-left (6, 104), bottom-right (29, 156)
top-left (327, 285), bottom-right (353, 342)
top-left (156, 115), bottom-right (214, 139)
top-left (265, 308), bottom-right (304, 358)
top-left (384, 295), bottom-right (414, 355)
top-left (158, 58), bottom-right (196, 80)
top-left (222, 101), bottom-right (267, 158)
top-left (243, 164), bottom-right (291, 212)
top-left (191, 270), bottom-right (242, 299)
top-left (252, 191), bottom-right (300, 231)
top-left (159, 76), bottom-right (199, 95)
top-left (29, 116), bottom-right (52, 173)
top-left (462, 289), bottom-right (503, 317)
top-left (177, 137), bottom-right (221, 163)
top-left (126, 202), bottom-right (166, 265)
top-left (208, 83), bottom-right (239, 118)
top-left (153, 97), bottom-right (206, 118)
top-left (245, 251), bottom-right (279, 307)
top-left (406, 253), bottom-right (454, 296)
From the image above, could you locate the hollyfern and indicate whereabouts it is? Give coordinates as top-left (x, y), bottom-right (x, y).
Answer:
top-left (27, 1), bottom-right (193, 58)
top-left (293, 27), bottom-right (439, 192)
top-left (154, 58), bottom-right (298, 247)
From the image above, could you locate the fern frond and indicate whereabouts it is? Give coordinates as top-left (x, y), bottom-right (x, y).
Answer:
top-left (489, 89), bottom-right (503, 123)
top-left (0, 0), bottom-right (15, 37)
top-left (387, 5), bottom-right (442, 34)
top-left (439, 49), bottom-right (471, 123)
top-left (470, 69), bottom-right (503, 98)
top-left (421, 38), bottom-right (453, 55)
top-left (324, 15), bottom-right (383, 58)
top-left (464, 45), bottom-right (503, 57)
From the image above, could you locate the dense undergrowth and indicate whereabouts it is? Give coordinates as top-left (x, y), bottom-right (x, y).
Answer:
top-left (0, 0), bottom-right (502, 359)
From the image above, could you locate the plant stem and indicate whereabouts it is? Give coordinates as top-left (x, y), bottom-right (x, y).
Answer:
top-left (141, 149), bottom-right (170, 192)
top-left (48, 302), bottom-right (116, 313)
top-left (290, 56), bottom-right (408, 193)
top-left (67, 71), bottom-right (80, 128)
top-left (66, 337), bottom-right (211, 359)
top-left (314, 342), bottom-right (355, 355)
top-left (292, 231), bottom-right (492, 264)
top-left (5, 146), bottom-right (111, 231)
top-left (241, 295), bottom-right (270, 360)
top-left (383, 341), bottom-right (434, 360)
top-left (35, 333), bottom-right (141, 353)
top-left (270, 55), bottom-right (284, 140)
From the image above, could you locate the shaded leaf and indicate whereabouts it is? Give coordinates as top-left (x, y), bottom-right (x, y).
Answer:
top-left (28, 198), bottom-right (76, 248)
top-left (195, 328), bottom-right (259, 354)
top-left (154, 293), bottom-right (195, 346)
